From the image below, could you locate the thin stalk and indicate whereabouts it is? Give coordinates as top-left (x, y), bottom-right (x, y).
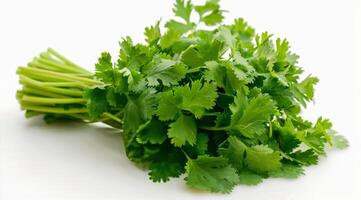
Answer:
top-left (102, 112), bottom-right (123, 124)
top-left (39, 52), bottom-right (52, 60)
top-left (199, 126), bottom-right (229, 131)
top-left (280, 151), bottom-right (306, 165)
top-left (180, 148), bottom-right (192, 160)
top-left (36, 56), bottom-right (91, 75)
top-left (39, 81), bottom-right (87, 88)
top-left (17, 67), bottom-right (102, 85)
top-left (21, 95), bottom-right (86, 104)
top-left (21, 105), bottom-right (87, 114)
top-left (22, 86), bottom-right (67, 98)
top-left (28, 61), bottom-right (62, 72)
top-left (269, 120), bottom-right (273, 138)
top-left (19, 76), bottom-right (83, 97)
top-left (47, 48), bottom-right (91, 74)
top-left (17, 68), bottom-right (62, 82)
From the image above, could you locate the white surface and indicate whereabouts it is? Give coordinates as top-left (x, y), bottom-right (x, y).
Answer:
top-left (0, 0), bottom-right (360, 199)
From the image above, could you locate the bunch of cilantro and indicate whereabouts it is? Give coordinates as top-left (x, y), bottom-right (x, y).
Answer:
top-left (16, 0), bottom-right (348, 193)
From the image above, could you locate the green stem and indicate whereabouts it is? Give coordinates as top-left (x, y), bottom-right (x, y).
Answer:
top-left (19, 75), bottom-right (83, 97)
top-left (17, 67), bottom-right (102, 85)
top-left (22, 86), bottom-right (67, 98)
top-left (202, 112), bottom-right (220, 116)
top-left (47, 48), bottom-right (91, 74)
top-left (280, 151), bottom-right (306, 165)
top-left (35, 57), bottom-right (91, 75)
top-left (40, 82), bottom-right (87, 88)
top-left (269, 120), bottom-right (273, 138)
top-left (180, 148), bottom-right (191, 160)
top-left (21, 105), bottom-right (87, 114)
top-left (199, 126), bottom-right (229, 131)
top-left (28, 61), bottom-right (61, 72)
top-left (21, 95), bottom-right (86, 104)
top-left (102, 112), bottom-right (123, 124)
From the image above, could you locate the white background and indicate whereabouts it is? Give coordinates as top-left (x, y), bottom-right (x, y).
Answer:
top-left (0, 0), bottom-right (360, 199)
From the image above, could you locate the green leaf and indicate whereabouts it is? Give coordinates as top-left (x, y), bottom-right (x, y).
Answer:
top-left (230, 94), bottom-right (276, 138)
top-left (245, 145), bottom-right (282, 173)
top-left (119, 67), bottom-right (146, 92)
top-left (160, 29), bottom-right (181, 49)
top-left (144, 57), bottom-right (187, 86)
top-left (195, 0), bottom-right (224, 26)
top-left (165, 20), bottom-right (195, 35)
top-left (118, 37), bottom-right (152, 70)
top-left (156, 90), bottom-right (182, 121)
top-left (137, 118), bottom-right (167, 144)
top-left (167, 114), bottom-right (197, 146)
top-left (94, 52), bottom-right (115, 84)
top-left (216, 27), bottom-right (236, 49)
top-left (329, 130), bottom-right (349, 149)
top-left (95, 52), bottom-right (112, 74)
top-left (219, 136), bottom-right (247, 170)
top-left (175, 80), bottom-right (218, 118)
top-left (84, 87), bottom-right (109, 119)
top-left (238, 170), bottom-right (263, 185)
top-left (185, 155), bottom-right (239, 193)
top-left (298, 76), bottom-right (319, 100)
top-left (185, 133), bottom-right (209, 156)
top-left (276, 119), bottom-right (301, 153)
top-left (149, 145), bottom-right (186, 182)
top-left (232, 18), bottom-right (255, 41)
top-left (231, 52), bottom-right (257, 83)
top-left (202, 10), bottom-right (224, 26)
top-left (296, 129), bottom-right (326, 155)
top-left (181, 47), bottom-right (205, 68)
top-left (204, 61), bottom-right (243, 93)
top-left (269, 164), bottom-right (304, 179)
top-left (197, 38), bottom-right (223, 61)
top-left (173, 0), bottom-right (193, 23)
top-left (290, 149), bottom-right (319, 166)
top-left (123, 88), bottom-right (157, 133)
top-left (144, 20), bottom-right (161, 45)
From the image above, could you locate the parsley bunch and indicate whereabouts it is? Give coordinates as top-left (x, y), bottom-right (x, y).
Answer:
top-left (16, 0), bottom-right (348, 193)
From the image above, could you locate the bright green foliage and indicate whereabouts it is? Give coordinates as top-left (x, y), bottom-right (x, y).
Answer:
top-left (174, 80), bottom-right (218, 118)
top-left (269, 164), bottom-right (304, 179)
top-left (156, 90), bottom-right (182, 121)
top-left (229, 93), bottom-right (276, 138)
top-left (168, 114), bottom-right (197, 146)
top-left (219, 136), bottom-right (247, 170)
top-left (16, 0), bottom-right (348, 194)
top-left (245, 145), bottom-right (282, 173)
top-left (238, 170), bottom-right (263, 185)
top-left (195, 0), bottom-right (224, 26)
top-left (144, 21), bottom-right (161, 45)
top-left (148, 145), bottom-right (186, 182)
top-left (185, 155), bottom-right (239, 193)
top-left (160, 29), bottom-right (180, 49)
top-left (136, 118), bottom-right (167, 144)
top-left (173, 0), bottom-right (193, 23)
top-left (84, 87), bottom-right (109, 119)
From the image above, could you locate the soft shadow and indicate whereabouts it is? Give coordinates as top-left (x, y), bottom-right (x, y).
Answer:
top-left (24, 116), bottom-right (125, 153)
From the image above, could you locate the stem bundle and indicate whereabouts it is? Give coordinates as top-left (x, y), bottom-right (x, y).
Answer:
top-left (16, 48), bottom-right (102, 121)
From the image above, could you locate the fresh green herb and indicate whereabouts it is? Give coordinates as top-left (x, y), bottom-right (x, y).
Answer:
top-left (16, 0), bottom-right (348, 194)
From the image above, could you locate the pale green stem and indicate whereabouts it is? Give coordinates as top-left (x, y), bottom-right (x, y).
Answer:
top-left (21, 105), bottom-right (87, 114)
top-left (17, 67), bottom-right (102, 85)
top-left (47, 48), bottom-right (92, 74)
top-left (21, 95), bottom-right (86, 104)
